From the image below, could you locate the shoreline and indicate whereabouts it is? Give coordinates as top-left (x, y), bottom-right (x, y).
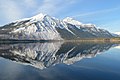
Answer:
top-left (0, 38), bottom-right (120, 44)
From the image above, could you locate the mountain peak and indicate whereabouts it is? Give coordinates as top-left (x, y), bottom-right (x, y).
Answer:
top-left (31, 13), bottom-right (48, 21)
top-left (63, 17), bottom-right (82, 26)
top-left (0, 13), bottom-right (113, 40)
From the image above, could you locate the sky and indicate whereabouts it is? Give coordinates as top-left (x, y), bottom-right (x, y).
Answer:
top-left (0, 0), bottom-right (120, 33)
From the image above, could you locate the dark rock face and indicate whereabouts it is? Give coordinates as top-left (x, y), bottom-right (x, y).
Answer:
top-left (0, 13), bottom-right (113, 40)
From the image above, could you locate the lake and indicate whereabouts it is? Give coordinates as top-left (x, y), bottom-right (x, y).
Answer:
top-left (0, 42), bottom-right (120, 80)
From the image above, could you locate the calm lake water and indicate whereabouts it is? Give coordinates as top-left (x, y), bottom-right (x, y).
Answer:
top-left (0, 42), bottom-right (120, 80)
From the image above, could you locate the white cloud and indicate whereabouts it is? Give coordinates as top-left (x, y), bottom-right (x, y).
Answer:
top-left (0, 0), bottom-right (23, 23)
top-left (71, 7), bottom-right (120, 18)
top-left (0, 0), bottom-right (38, 25)
top-left (35, 0), bottom-right (77, 16)
top-left (115, 32), bottom-right (120, 35)
top-left (0, 0), bottom-right (77, 25)
top-left (23, 0), bottom-right (37, 8)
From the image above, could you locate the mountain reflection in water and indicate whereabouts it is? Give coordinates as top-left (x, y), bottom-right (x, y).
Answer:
top-left (0, 42), bottom-right (117, 69)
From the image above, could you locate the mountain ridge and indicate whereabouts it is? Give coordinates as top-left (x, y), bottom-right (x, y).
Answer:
top-left (0, 13), bottom-right (114, 40)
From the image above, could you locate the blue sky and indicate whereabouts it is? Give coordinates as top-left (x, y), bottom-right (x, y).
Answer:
top-left (0, 0), bottom-right (120, 32)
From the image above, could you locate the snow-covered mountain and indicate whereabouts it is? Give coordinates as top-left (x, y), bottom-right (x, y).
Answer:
top-left (0, 42), bottom-right (116, 69)
top-left (114, 32), bottom-right (120, 37)
top-left (0, 13), bottom-right (113, 40)
top-left (111, 33), bottom-right (119, 37)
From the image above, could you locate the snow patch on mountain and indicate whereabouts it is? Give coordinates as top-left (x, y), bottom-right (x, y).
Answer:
top-left (0, 13), bottom-right (114, 40)
top-left (114, 32), bottom-right (120, 35)
top-left (63, 17), bottom-right (82, 26)
top-left (31, 13), bottom-right (47, 21)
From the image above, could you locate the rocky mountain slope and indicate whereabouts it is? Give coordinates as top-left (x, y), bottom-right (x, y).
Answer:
top-left (0, 13), bottom-right (113, 40)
